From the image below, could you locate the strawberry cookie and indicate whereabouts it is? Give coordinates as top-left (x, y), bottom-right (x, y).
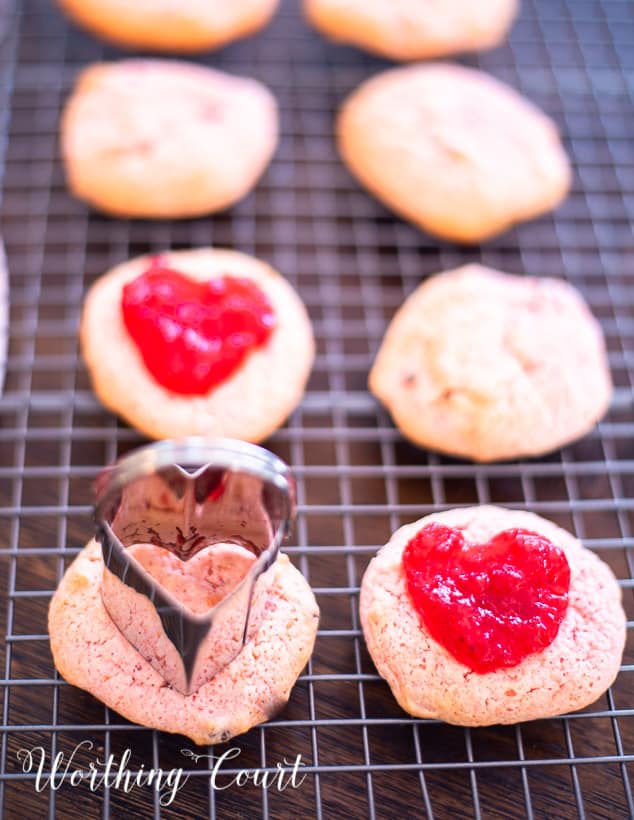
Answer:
top-left (337, 63), bottom-right (571, 243)
top-left (360, 506), bottom-right (626, 726)
top-left (80, 248), bottom-right (314, 440)
top-left (61, 60), bottom-right (278, 219)
top-left (369, 264), bottom-right (612, 462)
top-left (56, 0), bottom-right (279, 53)
top-left (305, 0), bottom-right (518, 62)
top-left (49, 541), bottom-right (319, 744)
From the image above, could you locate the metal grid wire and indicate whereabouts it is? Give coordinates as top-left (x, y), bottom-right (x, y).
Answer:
top-left (0, 0), bottom-right (633, 817)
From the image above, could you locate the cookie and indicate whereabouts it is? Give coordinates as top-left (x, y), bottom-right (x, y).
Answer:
top-left (80, 248), bottom-right (315, 441)
top-left (337, 63), bottom-right (571, 243)
top-left (61, 60), bottom-right (278, 219)
top-left (49, 541), bottom-right (319, 744)
top-left (56, 0), bottom-right (279, 53)
top-left (304, 0), bottom-right (518, 61)
top-left (369, 264), bottom-right (612, 462)
top-left (360, 506), bottom-right (626, 726)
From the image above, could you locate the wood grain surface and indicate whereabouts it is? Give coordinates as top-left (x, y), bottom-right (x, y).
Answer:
top-left (0, 0), bottom-right (633, 818)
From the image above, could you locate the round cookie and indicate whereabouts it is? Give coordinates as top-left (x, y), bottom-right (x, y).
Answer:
top-left (80, 248), bottom-right (315, 441)
top-left (360, 506), bottom-right (626, 726)
top-left (49, 541), bottom-right (319, 745)
top-left (304, 0), bottom-right (518, 62)
top-left (369, 264), bottom-right (612, 462)
top-left (337, 63), bottom-right (571, 243)
top-left (56, 0), bottom-right (279, 53)
top-left (61, 60), bottom-right (278, 219)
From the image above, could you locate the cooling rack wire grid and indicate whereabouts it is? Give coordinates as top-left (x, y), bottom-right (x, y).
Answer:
top-left (0, 0), bottom-right (633, 817)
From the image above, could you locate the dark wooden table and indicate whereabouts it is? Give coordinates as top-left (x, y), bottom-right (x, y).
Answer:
top-left (0, 0), bottom-right (633, 817)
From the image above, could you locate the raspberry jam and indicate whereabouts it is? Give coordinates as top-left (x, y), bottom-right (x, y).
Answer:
top-left (402, 523), bottom-right (570, 674)
top-left (121, 262), bottom-right (276, 395)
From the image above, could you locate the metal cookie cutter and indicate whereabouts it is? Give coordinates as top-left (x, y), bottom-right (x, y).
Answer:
top-left (95, 438), bottom-right (294, 696)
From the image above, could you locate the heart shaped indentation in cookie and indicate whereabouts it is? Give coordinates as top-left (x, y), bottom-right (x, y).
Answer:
top-left (122, 261), bottom-right (276, 395)
top-left (402, 523), bottom-right (570, 674)
top-left (129, 542), bottom-right (257, 616)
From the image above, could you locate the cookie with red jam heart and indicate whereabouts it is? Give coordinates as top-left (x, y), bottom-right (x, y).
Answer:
top-left (80, 248), bottom-right (314, 441)
top-left (360, 505), bottom-right (625, 726)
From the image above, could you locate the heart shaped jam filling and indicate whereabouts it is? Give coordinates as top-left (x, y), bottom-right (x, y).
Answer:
top-left (402, 523), bottom-right (571, 674)
top-left (121, 261), bottom-right (276, 395)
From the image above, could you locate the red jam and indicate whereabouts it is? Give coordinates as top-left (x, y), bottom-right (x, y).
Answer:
top-left (121, 262), bottom-right (276, 395)
top-left (402, 523), bottom-right (570, 674)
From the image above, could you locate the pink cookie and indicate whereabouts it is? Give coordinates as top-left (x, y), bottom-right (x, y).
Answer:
top-left (337, 64), bottom-right (571, 243)
top-left (369, 264), bottom-right (612, 462)
top-left (49, 541), bottom-right (319, 744)
top-left (360, 506), bottom-right (626, 726)
top-left (305, 0), bottom-right (518, 62)
top-left (56, 0), bottom-right (279, 54)
top-left (61, 60), bottom-right (278, 219)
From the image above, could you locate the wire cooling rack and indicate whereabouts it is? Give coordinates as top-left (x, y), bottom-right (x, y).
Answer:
top-left (0, 0), bottom-right (633, 817)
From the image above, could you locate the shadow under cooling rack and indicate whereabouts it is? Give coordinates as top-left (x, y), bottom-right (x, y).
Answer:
top-left (0, 0), bottom-right (634, 817)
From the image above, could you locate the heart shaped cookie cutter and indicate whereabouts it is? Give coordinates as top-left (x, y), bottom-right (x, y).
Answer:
top-left (95, 438), bottom-right (294, 696)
